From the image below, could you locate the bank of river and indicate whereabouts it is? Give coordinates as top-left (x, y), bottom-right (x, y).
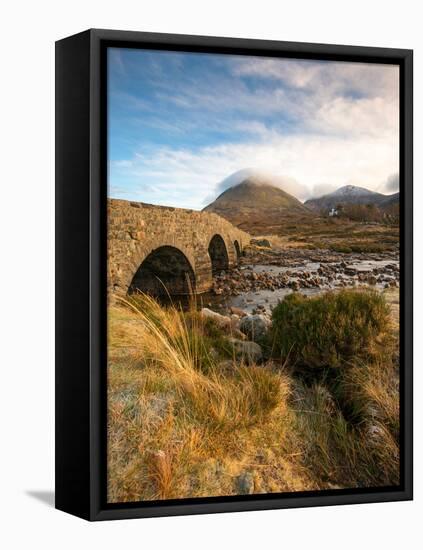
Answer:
top-left (203, 247), bottom-right (399, 316)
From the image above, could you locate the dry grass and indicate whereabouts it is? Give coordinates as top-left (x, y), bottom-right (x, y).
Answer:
top-left (108, 290), bottom-right (400, 502)
top-left (108, 295), bottom-right (298, 501)
top-left (257, 217), bottom-right (399, 252)
top-left (270, 288), bottom-right (400, 487)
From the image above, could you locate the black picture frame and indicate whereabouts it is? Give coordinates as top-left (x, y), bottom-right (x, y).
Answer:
top-left (55, 28), bottom-right (413, 521)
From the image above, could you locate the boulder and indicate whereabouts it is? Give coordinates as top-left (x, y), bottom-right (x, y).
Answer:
top-left (229, 338), bottom-right (263, 364)
top-left (201, 307), bottom-right (246, 338)
top-left (236, 471), bottom-right (255, 494)
top-left (239, 314), bottom-right (271, 342)
top-left (200, 308), bottom-right (231, 329)
top-left (289, 280), bottom-right (300, 291)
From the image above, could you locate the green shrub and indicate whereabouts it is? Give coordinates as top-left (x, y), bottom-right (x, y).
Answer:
top-left (329, 244), bottom-right (352, 253)
top-left (270, 290), bottom-right (391, 370)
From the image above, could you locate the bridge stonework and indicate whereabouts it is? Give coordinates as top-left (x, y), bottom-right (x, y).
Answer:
top-left (108, 199), bottom-right (251, 296)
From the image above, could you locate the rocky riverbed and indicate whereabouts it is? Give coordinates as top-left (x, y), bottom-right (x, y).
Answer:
top-left (205, 245), bottom-right (399, 316)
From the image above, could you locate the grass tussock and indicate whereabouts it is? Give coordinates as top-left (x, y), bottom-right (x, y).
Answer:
top-left (270, 289), bottom-right (392, 370)
top-left (270, 289), bottom-right (400, 487)
top-left (108, 294), bottom-right (296, 502)
top-left (108, 289), bottom-right (400, 502)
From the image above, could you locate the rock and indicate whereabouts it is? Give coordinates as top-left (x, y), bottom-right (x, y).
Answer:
top-left (239, 314), bottom-right (271, 342)
top-left (200, 308), bottom-right (231, 329)
top-left (236, 471), bottom-right (255, 494)
top-left (251, 238), bottom-right (272, 248)
top-left (232, 329), bottom-right (247, 340)
top-left (129, 230), bottom-right (143, 240)
top-left (229, 339), bottom-right (263, 364)
top-left (289, 280), bottom-right (300, 291)
top-left (230, 306), bottom-right (247, 317)
top-left (366, 424), bottom-right (384, 444)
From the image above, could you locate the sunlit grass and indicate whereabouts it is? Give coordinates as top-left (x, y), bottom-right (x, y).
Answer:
top-left (108, 289), bottom-right (400, 502)
top-left (108, 294), bottom-right (291, 501)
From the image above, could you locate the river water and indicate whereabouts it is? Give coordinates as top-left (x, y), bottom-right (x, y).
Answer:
top-left (220, 257), bottom-right (399, 315)
top-left (150, 256), bottom-right (399, 316)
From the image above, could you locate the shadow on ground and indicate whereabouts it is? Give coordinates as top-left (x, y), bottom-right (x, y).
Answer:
top-left (26, 490), bottom-right (55, 508)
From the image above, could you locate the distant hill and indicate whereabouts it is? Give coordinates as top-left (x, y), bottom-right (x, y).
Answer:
top-left (304, 185), bottom-right (388, 213)
top-left (379, 192), bottom-right (399, 209)
top-left (203, 175), bottom-right (313, 234)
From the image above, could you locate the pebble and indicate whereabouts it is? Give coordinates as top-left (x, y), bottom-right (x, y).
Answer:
top-left (209, 247), bottom-right (399, 301)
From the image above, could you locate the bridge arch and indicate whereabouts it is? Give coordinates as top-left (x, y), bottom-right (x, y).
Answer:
top-left (208, 234), bottom-right (229, 275)
top-left (128, 245), bottom-right (196, 296)
top-left (107, 199), bottom-right (250, 298)
top-left (233, 240), bottom-right (241, 261)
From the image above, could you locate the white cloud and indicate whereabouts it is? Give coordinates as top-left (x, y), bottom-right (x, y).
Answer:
top-left (109, 54), bottom-right (400, 209)
top-left (231, 58), bottom-right (399, 102)
top-left (312, 95), bottom-right (399, 138)
top-left (212, 168), bottom-right (309, 201)
top-left (150, 58), bottom-right (398, 140)
top-left (380, 173), bottom-right (399, 194)
top-left (110, 129), bottom-right (399, 209)
top-left (308, 183), bottom-right (339, 199)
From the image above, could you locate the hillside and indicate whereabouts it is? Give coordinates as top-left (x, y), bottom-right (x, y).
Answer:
top-left (304, 184), bottom-right (391, 213)
top-left (203, 176), bottom-right (313, 234)
top-left (379, 192), bottom-right (400, 209)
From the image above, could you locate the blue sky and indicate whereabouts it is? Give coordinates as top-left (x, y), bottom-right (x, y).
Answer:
top-left (108, 48), bottom-right (399, 209)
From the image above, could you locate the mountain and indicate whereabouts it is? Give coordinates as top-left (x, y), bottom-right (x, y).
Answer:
top-left (304, 185), bottom-right (389, 213)
top-left (379, 191), bottom-right (399, 209)
top-left (203, 175), bottom-right (313, 234)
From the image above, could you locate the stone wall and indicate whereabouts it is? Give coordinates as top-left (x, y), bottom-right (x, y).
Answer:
top-left (108, 199), bottom-right (250, 296)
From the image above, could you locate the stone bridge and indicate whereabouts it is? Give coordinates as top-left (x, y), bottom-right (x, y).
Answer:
top-left (108, 199), bottom-right (250, 297)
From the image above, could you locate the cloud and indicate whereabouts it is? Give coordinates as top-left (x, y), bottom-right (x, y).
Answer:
top-left (231, 57), bottom-right (399, 102)
top-left (131, 56), bottom-right (399, 144)
top-left (108, 51), bottom-right (400, 209)
top-left (108, 49), bottom-right (126, 76)
top-left (381, 173), bottom-right (400, 194)
top-left (109, 129), bottom-right (399, 209)
top-left (214, 168), bottom-right (309, 201)
top-left (307, 183), bottom-right (339, 200)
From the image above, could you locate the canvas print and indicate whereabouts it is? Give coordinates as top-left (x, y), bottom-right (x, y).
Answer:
top-left (106, 48), bottom-right (400, 503)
